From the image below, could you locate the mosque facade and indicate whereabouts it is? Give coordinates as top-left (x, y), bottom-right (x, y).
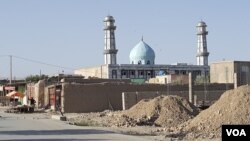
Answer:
top-left (74, 16), bottom-right (210, 80)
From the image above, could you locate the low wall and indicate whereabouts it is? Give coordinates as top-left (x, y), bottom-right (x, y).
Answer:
top-left (62, 83), bottom-right (125, 113)
top-left (61, 83), bottom-right (233, 113)
top-left (62, 78), bottom-right (131, 84)
top-left (122, 90), bottom-right (226, 110)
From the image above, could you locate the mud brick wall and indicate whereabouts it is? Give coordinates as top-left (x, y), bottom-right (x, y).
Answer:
top-left (61, 83), bottom-right (233, 113)
top-left (62, 83), bottom-right (180, 113)
top-left (122, 90), bottom-right (226, 110)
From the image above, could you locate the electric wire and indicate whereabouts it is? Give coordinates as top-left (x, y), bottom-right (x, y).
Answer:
top-left (0, 55), bottom-right (75, 71)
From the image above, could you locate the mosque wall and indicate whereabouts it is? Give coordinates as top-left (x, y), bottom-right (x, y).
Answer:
top-left (107, 64), bottom-right (209, 80)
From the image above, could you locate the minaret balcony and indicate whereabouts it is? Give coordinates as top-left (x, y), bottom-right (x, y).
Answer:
top-left (103, 26), bottom-right (116, 30)
top-left (196, 52), bottom-right (209, 57)
top-left (103, 49), bottom-right (118, 54)
top-left (197, 31), bottom-right (208, 35)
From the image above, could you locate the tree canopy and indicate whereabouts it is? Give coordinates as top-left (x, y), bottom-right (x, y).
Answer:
top-left (25, 74), bottom-right (48, 82)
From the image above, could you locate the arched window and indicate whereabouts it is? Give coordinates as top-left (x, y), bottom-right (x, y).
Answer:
top-left (138, 61), bottom-right (141, 65)
top-left (147, 60), bottom-right (150, 65)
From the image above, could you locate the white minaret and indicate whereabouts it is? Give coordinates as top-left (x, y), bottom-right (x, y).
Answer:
top-left (103, 15), bottom-right (118, 65)
top-left (196, 21), bottom-right (209, 66)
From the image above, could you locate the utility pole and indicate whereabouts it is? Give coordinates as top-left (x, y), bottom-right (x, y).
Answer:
top-left (204, 72), bottom-right (208, 105)
top-left (189, 72), bottom-right (193, 104)
top-left (9, 55), bottom-right (12, 84)
top-left (225, 67), bottom-right (228, 90)
top-left (234, 73), bottom-right (238, 89)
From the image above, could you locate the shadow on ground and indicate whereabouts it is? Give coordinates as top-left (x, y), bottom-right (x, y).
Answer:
top-left (0, 129), bottom-right (114, 135)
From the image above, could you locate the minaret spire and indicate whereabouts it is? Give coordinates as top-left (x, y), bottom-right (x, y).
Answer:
top-left (103, 15), bottom-right (118, 65)
top-left (196, 21), bottom-right (209, 66)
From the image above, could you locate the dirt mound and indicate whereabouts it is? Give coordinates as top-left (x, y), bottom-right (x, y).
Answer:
top-left (124, 95), bottom-right (200, 127)
top-left (179, 85), bottom-right (250, 139)
top-left (67, 95), bottom-right (199, 129)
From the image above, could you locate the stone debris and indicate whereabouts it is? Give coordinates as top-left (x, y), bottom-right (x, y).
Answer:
top-left (176, 85), bottom-right (250, 139)
top-left (67, 95), bottom-right (199, 129)
top-left (66, 85), bottom-right (250, 140)
top-left (124, 95), bottom-right (200, 128)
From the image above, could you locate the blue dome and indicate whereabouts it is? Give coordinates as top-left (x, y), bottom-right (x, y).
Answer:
top-left (129, 40), bottom-right (155, 65)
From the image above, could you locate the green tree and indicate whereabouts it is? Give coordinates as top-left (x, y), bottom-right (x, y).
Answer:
top-left (25, 74), bottom-right (48, 82)
top-left (194, 75), bottom-right (209, 84)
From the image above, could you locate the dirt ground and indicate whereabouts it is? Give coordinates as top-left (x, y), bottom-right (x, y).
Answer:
top-left (176, 85), bottom-right (250, 139)
top-left (66, 85), bottom-right (250, 140)
top-left (65, 95), bottom-right (206, 140)
top-left (2, 85), bottom-right (249, 141)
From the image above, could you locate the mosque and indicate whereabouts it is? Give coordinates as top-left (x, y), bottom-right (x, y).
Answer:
top-left (74, 15), bottom-right (210, 80)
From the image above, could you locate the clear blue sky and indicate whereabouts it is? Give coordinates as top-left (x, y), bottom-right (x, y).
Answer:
top-left (0, 0), bottom-right (250, 79)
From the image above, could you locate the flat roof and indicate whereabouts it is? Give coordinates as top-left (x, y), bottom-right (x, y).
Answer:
top-left (211, 60), bottom-right (250, 64)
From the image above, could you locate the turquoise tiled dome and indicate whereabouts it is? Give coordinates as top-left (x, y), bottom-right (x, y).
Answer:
top-left (129, 40), bottom-right (155, 65)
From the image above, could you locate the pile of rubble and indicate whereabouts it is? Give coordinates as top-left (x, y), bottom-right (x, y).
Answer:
top-left (176, 85), bottom-right (250, 139)
top-left (67, 85), bottom-right (250, 139)
top-left (67, 95), bottom-right (200, 129)
top-left (124, 95), bottom-right (200, 127)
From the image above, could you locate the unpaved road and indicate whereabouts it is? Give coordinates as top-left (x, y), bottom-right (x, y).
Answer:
top-left (0, 109), bottom-right (168, 141)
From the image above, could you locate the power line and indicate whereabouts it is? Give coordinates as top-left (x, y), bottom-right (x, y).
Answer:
top-left (10, 55), bottom-right (75, 71)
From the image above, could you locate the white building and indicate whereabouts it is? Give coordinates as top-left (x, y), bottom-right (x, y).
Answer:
top-left (74, 16), bottom-right (209, 80)
top-left (148, 74), bottom-right (189, 85)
